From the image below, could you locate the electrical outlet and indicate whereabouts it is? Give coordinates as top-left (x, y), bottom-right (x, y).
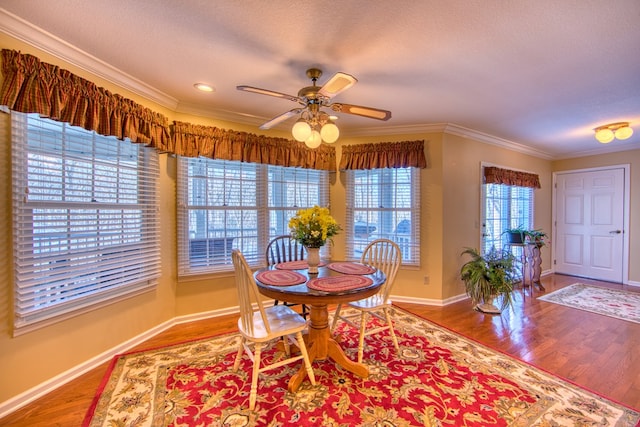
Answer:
top-left (423, 276), bottom-right (430, 285)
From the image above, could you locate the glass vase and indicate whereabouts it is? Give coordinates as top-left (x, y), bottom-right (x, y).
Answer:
top-left (306, 246), bottom-right (321, 274)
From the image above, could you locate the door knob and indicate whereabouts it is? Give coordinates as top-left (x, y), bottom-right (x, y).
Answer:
top-left (609, 230), bottom-right (622, 234)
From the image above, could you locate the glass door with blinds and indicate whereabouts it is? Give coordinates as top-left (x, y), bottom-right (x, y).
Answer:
top-left (482, 183), bottom-right (534, 255)
top-left (481, 165), bottom-right (537, 257)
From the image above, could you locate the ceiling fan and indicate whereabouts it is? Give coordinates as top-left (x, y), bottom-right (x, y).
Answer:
top-left (237, 68), bottom-right (391, 147)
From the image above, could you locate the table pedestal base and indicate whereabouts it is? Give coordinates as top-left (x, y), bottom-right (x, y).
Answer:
top-left (288, 304), bottom-right (368, 392)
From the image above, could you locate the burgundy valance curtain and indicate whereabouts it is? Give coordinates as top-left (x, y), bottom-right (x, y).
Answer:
top-left (171, 121), bottom-right (336, 171)
top-left (0, 49), bottom-right (336, 171)
top-left (0, 49), bottom-right (171, 148)
top-left (483, 166), bottom-right (541, 189)
top-left (339, 140), bottom-right (427, 170)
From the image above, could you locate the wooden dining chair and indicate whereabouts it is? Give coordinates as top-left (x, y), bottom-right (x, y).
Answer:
top-left (331, 239), bottom-right (402, 363)
top-left (231, 249), bottom-right (316, 410)
top-left (265, 235), bottom-right (308, 318)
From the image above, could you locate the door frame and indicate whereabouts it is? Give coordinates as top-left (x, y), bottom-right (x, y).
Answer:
top-left (552, 164), bottom-right (630, 284)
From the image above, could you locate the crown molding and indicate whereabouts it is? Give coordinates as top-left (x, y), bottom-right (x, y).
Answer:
top-left (344, 122), bottom-right (555, 160)
top-left (442, 123), bottom-right (555, 160)
top-left (175, 101), bottom-right (264, 125)
top-left (0, 8), bottom-right (585, 161)
top-left (0, 8), bottom-right (179, 110)
top-left (553, 140), bottom-right (640, 160)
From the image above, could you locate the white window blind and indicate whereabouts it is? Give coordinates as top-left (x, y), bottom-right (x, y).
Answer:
top-left (345, 167), bottom-right (420, 265)
top-left (177, 157), bottom-right (329, 276)
top-left (11, 112), bottom-right (160, 333)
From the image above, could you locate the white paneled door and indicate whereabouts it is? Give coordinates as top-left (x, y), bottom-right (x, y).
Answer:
top-left (554, 167), bottom-right (626, 282)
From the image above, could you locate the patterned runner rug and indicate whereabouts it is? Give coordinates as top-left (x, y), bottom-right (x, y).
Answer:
top-left (83, 307), bottom-right (640, 426)
top-left (538, 283), bottom-right (640, 324)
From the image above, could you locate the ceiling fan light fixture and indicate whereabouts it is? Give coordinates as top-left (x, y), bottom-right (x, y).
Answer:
top-left (292, 119), bottom-right (312, 142)
top-left (305, 130), bottom-right (322, 148)
top-left (594, 122), bottom-right (632, 144)
top-left (238, 68), bottom-right (390, 148)
top-left (320, 121), bottom-right (339, 143)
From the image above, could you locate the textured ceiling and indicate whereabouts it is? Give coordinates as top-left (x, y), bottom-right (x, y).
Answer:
top-left (1, 0), bottom-right (640, 158)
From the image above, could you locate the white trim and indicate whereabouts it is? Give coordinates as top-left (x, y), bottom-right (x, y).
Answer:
top-left (443, 124), bottom-right (554, 160)
top-left (552, 165), bottom-right (630, 285)
top-left (0, 8), bottom-right (178, 110)
top-left (0, 317), bottom-right (175, 419)
top-left (392, 293), bottom-right (469, 307)
top-left (0, 9), bottom-right (561, 162)
top-left (0, 294), bottom-right (448, 418)
top-left (0, 303), bottom-right (280, 419)
top-left (553, 141), bottom-right (640, 160)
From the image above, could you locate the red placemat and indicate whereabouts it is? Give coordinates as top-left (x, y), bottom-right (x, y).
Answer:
top-left (275, 260), bottom-right (327, 270)
top-left (327, 262), bottom-right (376, 275)
top-left (255, 270), bottom-right (306, 286)
top-left (307, 276), bottom-right (373, 292)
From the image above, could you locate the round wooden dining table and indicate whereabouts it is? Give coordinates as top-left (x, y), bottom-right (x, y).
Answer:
top-left (254, 260), bottom-right (386, 392)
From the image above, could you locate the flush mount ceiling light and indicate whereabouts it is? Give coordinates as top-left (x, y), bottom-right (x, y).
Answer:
top-left (237, 68), bottom-right (391, 148)
top-left (194, 83), bottom-right (215, 92)
top-left (594, 122), bottom-right (633, 144)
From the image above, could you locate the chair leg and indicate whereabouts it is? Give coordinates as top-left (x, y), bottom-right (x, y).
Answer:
top-left (357, 311), bottom-right (367, 363)
top-left (294, 331), bottom-right (316, 385)
top-left (282, 333), bottom-right (291, 356)
top-left (233, 337), bottom-right (245, 372)
top-left (330, 303), bottom-right (343, 331)
top-left (384, 307), bottom-right (400, 353)
top-left (249, 343), bottom-right (262, 410)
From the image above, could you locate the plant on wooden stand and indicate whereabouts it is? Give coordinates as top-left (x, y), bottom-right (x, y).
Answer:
top-left (524, 228), bottom-right (549, 247)
top-left (460, 247), bottom-right (518, 314)
top-left (503, 226), bottom-right (527, 244)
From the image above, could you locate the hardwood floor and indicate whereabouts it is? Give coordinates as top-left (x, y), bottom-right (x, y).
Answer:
top-left (1, 274), bottom-right (639, 426)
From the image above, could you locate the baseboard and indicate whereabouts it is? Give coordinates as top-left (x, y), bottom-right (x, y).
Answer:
top-left (392, 293), bottom-right (468, 306)
top-left (0, 305), bottom-right (242, 420)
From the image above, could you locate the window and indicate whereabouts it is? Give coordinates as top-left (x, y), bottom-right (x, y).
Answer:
top-left (345, 167), bottom-right (420, 265)
top-left (177, 157), bottom-right (329, 276)
top-left (11, 113), bottom-right (160, 333)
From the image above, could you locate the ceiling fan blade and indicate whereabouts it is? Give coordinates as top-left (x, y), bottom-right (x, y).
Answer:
top-left (237, 85), bottom-right (301, 103)
top-left (318, 72), bottom-right (357, 98)
top-left (330, 103), bottom-right (392, 121)
top-left (259, 108), bottom-right (302, 130)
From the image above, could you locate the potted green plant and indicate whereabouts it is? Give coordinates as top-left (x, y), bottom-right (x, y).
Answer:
top-left (503, 226), bottom-right (527, 244)
top-left (524, 228), bottom-right (548, 247)
top-left (460, 247), bottom-right (518, 313)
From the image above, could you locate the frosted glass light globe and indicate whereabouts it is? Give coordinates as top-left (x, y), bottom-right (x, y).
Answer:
top-left (595, 128), bottom-right (614, 143)
top-left (320, 122), bottom-right (339, 143)
top-left (305, 130), bottom-right (322, 148)
top-left (614, 126), bottom-right (633, 140)
top-left (292, 119), bottom-right (312, 142)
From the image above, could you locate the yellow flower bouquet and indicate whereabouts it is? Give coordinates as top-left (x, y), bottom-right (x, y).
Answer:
top-left (288, 205), bottom-right (341, 248)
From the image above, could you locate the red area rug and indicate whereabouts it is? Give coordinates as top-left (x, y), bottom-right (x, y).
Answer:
top-left (84, 308), bottom-right (640, 426)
